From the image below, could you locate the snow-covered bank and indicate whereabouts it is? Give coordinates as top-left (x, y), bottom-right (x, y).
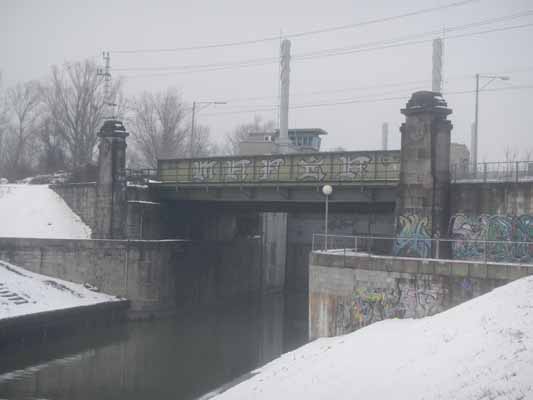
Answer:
top-left (0, 184), bottom-right (91, 239)
top-left (209, 276), bottom-right (533, 400)
top-left (0, 261), bottom-right (120, 320)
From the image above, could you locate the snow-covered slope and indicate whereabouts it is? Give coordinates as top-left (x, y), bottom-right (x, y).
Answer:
top-left (0, 184), bottom-right (91, 239)
top-left (0, 261), bottom-right (119, 320)
top-left (209, 276), bottom-right (533, 400)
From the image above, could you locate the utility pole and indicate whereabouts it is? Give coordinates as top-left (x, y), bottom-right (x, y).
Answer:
top-left (432, 38), bottom-right (443, 93)
top-left (472, 74), bottom-right (510, 174)
top-left (381, 122), bottom-right (389, 151)
top-left (189, 101), bottom-right (226, 158)
top-left (278, 39), bottom-right (291, 153)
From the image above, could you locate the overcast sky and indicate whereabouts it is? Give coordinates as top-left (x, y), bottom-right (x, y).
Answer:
top-left (1, 0), bottom-right (532, 160)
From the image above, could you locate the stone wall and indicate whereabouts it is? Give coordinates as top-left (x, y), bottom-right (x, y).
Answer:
top-left (0, 238), bottom-right (185, 318)
top-left (309, 251), bottom-right (533, 339)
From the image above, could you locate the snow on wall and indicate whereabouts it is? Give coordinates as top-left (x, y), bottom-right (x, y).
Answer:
top-left (0, 184), bottom-right (91, 239)
top-left (0, 261), bottom-right (119, 320)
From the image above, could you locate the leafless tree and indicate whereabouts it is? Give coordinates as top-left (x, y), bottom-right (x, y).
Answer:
top-left (42, 59), bottom-right (121, 168)
top-left (223, 115), bottom-right (276, 155)
top-left (1, 81), bottom-right (43, 178)
top-left (127, 88), bottom-right (189, 168)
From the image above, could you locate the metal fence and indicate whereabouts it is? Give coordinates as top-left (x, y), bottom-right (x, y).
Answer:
top-left (312, 234), bottom-right (533, 265)
top-left (452, 161), bottom-right (533, 183)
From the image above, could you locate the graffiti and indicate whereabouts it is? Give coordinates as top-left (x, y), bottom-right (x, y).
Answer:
top-left (334, 277), bottom-right (446, 334)
top-left (393, 215), bottom-right (432, 258)
top-left (258, 158), bottom-right (284, 180)
top-left (224, 159), bottom-right (251, 181)
top-left (192, 160), bottom-right (218, 182)
top-left (297, 157), bottom-right (326, 181)
top-left (338, 155), bottom-right (371, 180)
top-left (450, 213), bottom-right (533, 262)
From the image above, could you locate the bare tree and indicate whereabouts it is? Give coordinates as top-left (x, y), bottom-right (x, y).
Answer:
top-left (223, 115), bottom-right (276, 155)
top-left (42, 59), bottom-right (121, 168)
top-left (2, 81), bottom-right (43, 179)
top-left (127, 88), bottom-right (189, 168)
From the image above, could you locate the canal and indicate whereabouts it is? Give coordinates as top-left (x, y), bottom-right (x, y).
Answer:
top-left (0, 292), bottom-right (308, 400)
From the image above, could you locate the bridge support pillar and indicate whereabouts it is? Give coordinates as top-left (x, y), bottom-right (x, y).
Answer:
top-left (395, 91), bottom-right (452, 258)
top-left (94, 120), bottom-right (129, 239)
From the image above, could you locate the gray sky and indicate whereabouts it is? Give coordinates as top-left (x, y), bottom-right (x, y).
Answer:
top-left (1, 0), bottom-right (532, 160)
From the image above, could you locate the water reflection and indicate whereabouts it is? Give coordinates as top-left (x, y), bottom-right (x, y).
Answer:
top-left (0, 292), bottom-right (307, 400)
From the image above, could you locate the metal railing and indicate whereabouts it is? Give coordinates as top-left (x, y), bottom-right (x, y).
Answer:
top-left (312, 234), bottom-right (533, 265)
top-left (452, 161), bottom-right (533, 183)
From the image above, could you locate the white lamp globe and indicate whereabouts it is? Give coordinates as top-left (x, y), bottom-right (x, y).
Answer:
top-left (322, 184), bottom-right (333, 196)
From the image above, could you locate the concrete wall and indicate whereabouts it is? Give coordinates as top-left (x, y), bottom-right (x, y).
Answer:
top-left (286, 211), bottom-right (395, 291)
top-left (309, 251), bottom-right (533, 339)
top-left (449, 182), bottom-right (533, 263)
top-left (0, 238), bottom-right (185, 318)
top-left (51, 183), bottom-right (97, 230)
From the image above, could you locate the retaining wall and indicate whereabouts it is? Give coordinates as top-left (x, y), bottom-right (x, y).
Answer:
top-left (0, 238), bottom-right (185, 318)
top-left (309, 251), bottom-right (533, 339)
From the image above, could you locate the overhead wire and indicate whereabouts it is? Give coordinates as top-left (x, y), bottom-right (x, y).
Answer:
top-left (111, 0), bottom-right (481, 54)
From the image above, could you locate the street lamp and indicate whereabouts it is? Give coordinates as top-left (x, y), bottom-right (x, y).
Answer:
top-left (472, 74), bottom-right (510, 173)
top-left (190, 101), bottom-right (227, 157)
top-left (322, 184), bottom-right (333, 251)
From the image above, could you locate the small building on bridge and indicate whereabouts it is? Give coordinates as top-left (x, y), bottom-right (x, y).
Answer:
top-left (239, 128), bottom-right (327, 155)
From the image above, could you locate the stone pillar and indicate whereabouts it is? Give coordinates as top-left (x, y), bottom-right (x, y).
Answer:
top-left (94, 119), bottom-right (129, 239)
top-left (395, 91), bottom-right (452, 258)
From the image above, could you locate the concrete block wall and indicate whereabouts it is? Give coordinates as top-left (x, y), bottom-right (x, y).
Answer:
top-left (309, 252), bottom-right (533, 339)
top-left (0, 238), bottom-right (185, 318)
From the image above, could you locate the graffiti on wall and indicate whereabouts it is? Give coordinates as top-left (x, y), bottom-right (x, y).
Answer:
top-left (159, 150), bottom-right (401, 184)
top-left (450, 213), bottom-right (533, 263)
top-left (334, 276), bottom-right (447, 335)
top-left (393, 215), bottom-right (432, 258)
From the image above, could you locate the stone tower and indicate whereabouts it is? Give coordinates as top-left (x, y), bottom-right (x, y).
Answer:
top-left (395, 91), bottom-right (452, 258)
top-left (94, 119), bottom-right (129, 239)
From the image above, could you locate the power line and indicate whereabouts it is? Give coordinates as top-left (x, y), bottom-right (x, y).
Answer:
top-left (199, 84), bottom-right (533, 116)
top-left (119, 17), bottom-right (533, 77)
top-left (112, 0), bottom-right (481, 54)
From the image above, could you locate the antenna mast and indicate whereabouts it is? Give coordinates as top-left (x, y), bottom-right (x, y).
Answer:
top-left (97, 51), bottom-right (116, 119)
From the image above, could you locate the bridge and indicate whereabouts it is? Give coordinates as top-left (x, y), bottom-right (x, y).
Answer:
top-left (156, 150), bottom-right (400, 206)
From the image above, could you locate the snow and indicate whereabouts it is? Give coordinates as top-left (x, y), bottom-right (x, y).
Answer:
top-left (208, 276), bottom-right (533, 400)
top-left (0, 184), bottom-right (91, 239)
top-left (0, 260), bottom-right (120, 320)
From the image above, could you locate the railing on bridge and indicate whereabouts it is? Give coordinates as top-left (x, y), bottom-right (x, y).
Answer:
top-left (157, 151), bottom-right (401, 185)
top-left (451, 161), bottom-right (533, 183)
top-left (125, 168), bottom-right (158, 184)
top-left (312, 234), bottom-right (533, 265)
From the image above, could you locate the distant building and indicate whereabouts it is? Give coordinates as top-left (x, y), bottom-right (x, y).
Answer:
top-left (450, 142), bottom-right (470, 175)
top-left (239, 128), bottom-right (327, 156)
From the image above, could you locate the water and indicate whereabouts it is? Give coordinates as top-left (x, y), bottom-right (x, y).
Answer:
top-left (0, 292), bottom-right (308, 400)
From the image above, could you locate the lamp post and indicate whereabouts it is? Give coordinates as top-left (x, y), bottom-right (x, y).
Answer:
top-left (322, 184), bottom-right (333, 251)
top-left (472, 74), bottom-right (510, 174)
top-left (190, 101), bottom-right (226, 157)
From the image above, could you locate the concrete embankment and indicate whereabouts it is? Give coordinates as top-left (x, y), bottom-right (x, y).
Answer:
top-left (0, 300), bottom-right (129, 351)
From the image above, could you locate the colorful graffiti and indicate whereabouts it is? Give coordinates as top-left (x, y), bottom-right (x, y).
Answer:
top-left (449, 213), bottom-right (533, 263)
top-left (334, 276), bottom-right (447, 334)
top-left (158, 150), bottom-right (401, 184)
top-left (393, 215), bottom-right (432, 258)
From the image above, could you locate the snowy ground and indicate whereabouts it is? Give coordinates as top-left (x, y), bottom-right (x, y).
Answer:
top-left (207, 276), bottom-right (533, 400)
top-left (0, 261), bottom-right (120, 320)
top-left (0, 184), bottom-right (91, 239)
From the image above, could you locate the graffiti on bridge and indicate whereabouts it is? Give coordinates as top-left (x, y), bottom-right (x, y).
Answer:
top-left (449, 214), bottom-right (533, 263)
top-left (393, 215), bottom-right (432, 258)
top-left (334, 276), bottom-right (446, 334)
top-left (159, 150), bottom-right (401, 184)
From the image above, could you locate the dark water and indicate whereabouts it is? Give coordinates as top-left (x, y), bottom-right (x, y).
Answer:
top-left (0, 292), bottom-right (308, 400)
